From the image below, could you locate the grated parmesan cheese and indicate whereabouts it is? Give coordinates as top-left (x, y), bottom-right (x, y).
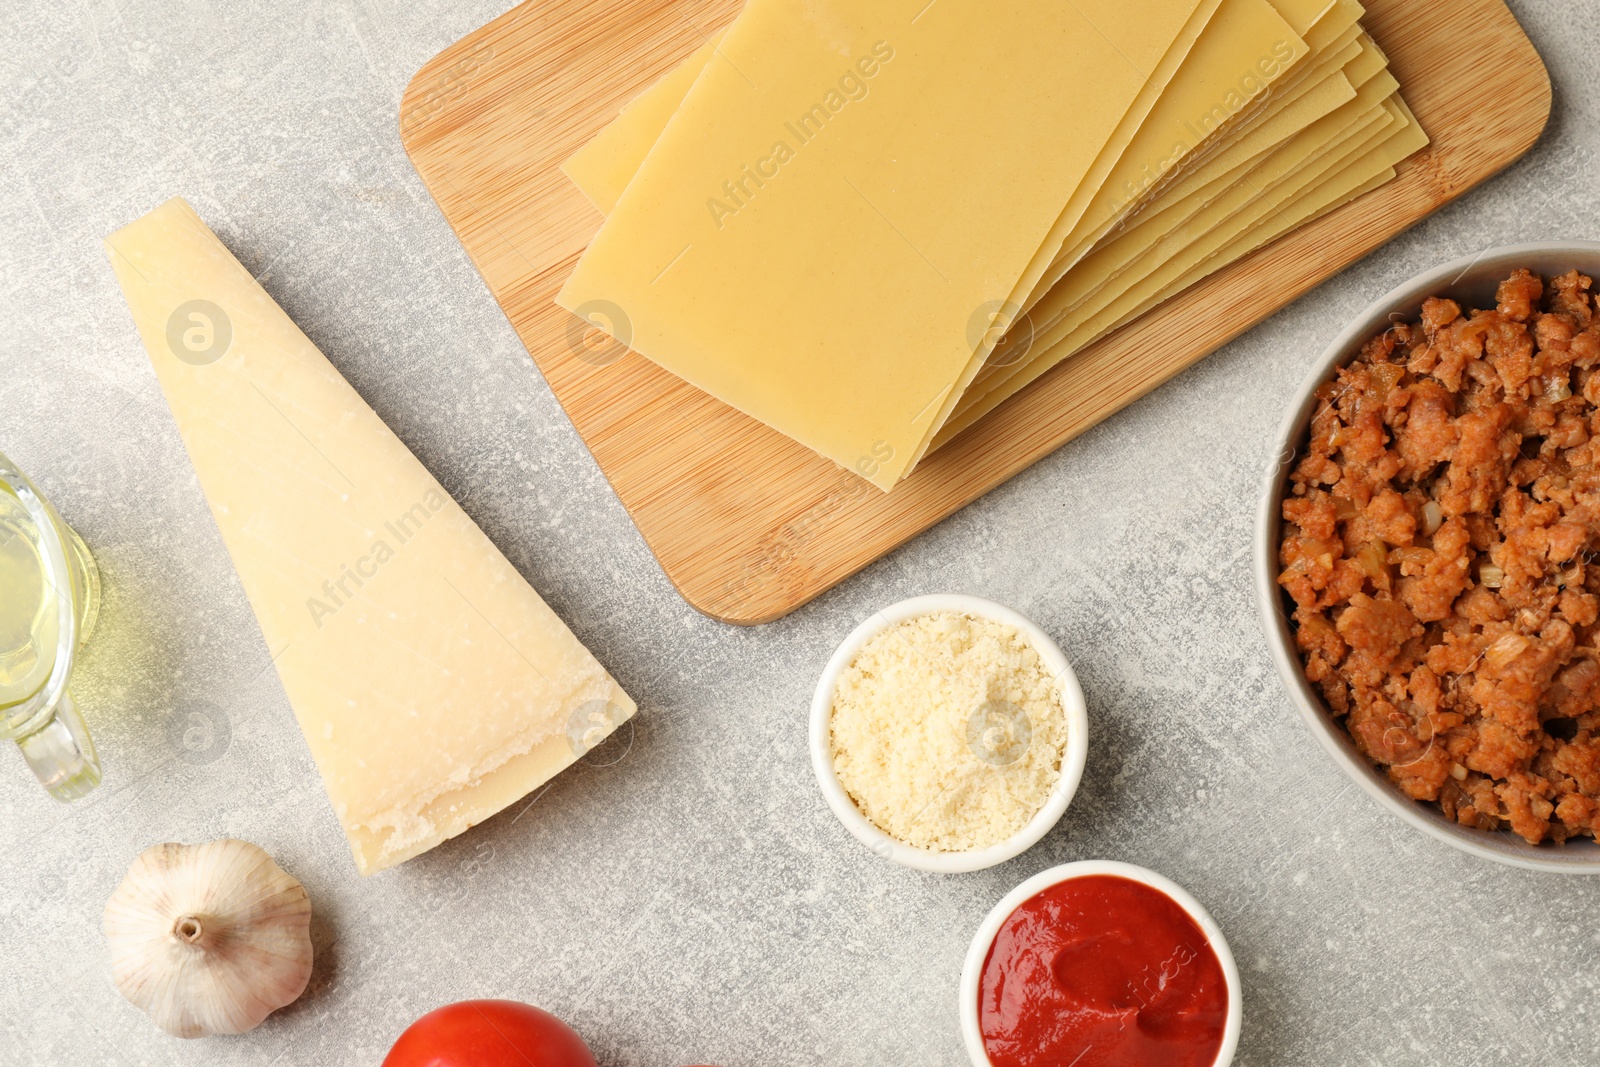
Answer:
top-left (830, 611), bottom-right (1066, 852)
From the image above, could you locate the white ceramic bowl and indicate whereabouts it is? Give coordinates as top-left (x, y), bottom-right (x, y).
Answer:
top-left (809, 594), bottom-right (1089, 873)
top-left (1256, 242), bottom-right (1600, 874)
top-left (958, 859), bottom-right (1242, 1067)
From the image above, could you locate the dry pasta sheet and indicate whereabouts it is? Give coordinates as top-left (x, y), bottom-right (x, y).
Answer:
top-left (558, 0), bottom-right (1208, 489)
top-left (558, 0), bottom-right (1427, 488)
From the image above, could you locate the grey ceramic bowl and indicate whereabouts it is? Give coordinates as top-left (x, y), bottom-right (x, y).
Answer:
top-left (1256, 242), bottom-right (1600, 874)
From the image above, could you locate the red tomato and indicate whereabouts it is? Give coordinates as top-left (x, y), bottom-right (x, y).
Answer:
top-left (383, 999), bottom-right (596, 1067)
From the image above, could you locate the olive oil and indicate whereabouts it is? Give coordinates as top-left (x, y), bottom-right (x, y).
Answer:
top-left (0, 452), bottom-right (101, 799)
top-left (0, 487), bottom-right (62, 710)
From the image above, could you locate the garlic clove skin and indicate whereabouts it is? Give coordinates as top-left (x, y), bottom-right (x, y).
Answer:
top-left (104, 839), bottom-right (313, 1038)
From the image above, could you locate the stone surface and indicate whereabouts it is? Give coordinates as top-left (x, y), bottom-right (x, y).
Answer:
top-left (0, 2), bottom-right (1595, 1063)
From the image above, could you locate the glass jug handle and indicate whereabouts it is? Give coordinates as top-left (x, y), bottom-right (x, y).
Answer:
top-left (16, 690), bottom-right (99, 800)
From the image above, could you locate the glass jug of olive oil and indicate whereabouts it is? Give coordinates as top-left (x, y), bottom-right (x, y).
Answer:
top-left (0, 450), bottom-right (101, 800)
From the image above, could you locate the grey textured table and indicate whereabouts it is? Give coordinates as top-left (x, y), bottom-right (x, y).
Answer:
top-left (2, 2), bottom-right (1596, 1064)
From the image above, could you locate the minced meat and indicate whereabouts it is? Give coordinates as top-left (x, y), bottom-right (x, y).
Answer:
top-left (1280, 268), bottom-right (1600, 845)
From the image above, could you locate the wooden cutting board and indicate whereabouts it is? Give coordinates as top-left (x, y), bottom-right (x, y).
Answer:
top-left (400, 0), bottom-right (1549, 625)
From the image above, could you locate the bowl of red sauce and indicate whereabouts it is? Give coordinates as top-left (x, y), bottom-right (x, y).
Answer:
top-left (960, 860), bottom-right (1241, 1067)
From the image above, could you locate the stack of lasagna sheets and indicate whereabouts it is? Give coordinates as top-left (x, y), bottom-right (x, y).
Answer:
top-left (558, 0), bottom-right (1426, 490)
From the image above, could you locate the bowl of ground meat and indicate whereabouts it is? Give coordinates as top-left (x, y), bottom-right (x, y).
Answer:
top-left (1257, 244), bottom-right (1600, 872)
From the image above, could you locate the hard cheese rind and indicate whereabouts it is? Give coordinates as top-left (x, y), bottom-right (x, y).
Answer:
top-left (106, 197), bottom-right (635, 875)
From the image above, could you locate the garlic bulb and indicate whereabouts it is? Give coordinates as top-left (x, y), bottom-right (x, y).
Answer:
top-left (103, 839), bottom-right (313, 1038)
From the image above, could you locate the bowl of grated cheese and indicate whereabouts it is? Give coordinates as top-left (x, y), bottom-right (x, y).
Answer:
top-left (810, 594), bottom-right (1089, 873)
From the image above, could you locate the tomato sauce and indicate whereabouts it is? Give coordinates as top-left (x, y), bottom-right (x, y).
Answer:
top-left (978, 875), bottom-right (1228, 1067)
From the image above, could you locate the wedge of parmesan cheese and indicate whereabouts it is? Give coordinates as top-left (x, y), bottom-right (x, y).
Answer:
top-left (106, 197), bottom-right (635, 875)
